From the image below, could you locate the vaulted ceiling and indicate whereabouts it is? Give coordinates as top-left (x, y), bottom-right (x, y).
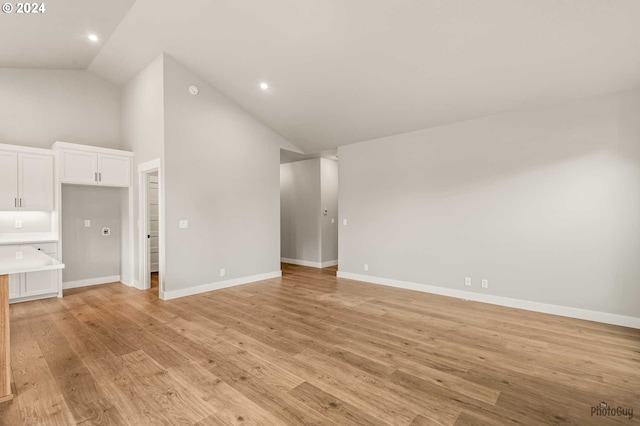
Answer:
top-left (0, 0), bottom-right (134, 69)
top-left (3, 1), bottom-right (640, 153)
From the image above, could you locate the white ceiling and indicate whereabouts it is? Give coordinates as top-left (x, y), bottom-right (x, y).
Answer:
top-left (5, 1), bottom-right (640, 153)
top-left (280, 148), bottom-right (337, 164)
top-left (0, 0), bottom-right (134, 69)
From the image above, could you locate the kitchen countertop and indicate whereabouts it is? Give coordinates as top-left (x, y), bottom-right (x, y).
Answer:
top-left (0, 233), bottom-right (59, 246)
top-left (0, 246), bottom-right (64, 275)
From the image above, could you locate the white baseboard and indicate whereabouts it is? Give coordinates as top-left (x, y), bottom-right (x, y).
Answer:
top-left (132, 279), bottom-right (145, 290)
top-left (336, 271), bottom-right (640, 329)
top-left (63, 275), bottom-right (121, 290)
top-left (160, 270), bottom-right (282, 301)
top-left (281, 258), bottom-right (338, 268)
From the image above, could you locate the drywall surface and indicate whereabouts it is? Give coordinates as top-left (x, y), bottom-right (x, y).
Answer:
top-left (0, 68), bottom-right (121, 149)
top-left (120, 54), bottom-right (165, 284)
top-left (280, 159), bottom-right (322, 263)
top-left (0, 212), bottom-right (51, 234)
top-left (320, 158), bottom-right (339, 263)
top-left (338, 88), bottom-right (640, 318)
top-left (163, 55), bottom-right (293, 291)
top-left (62, 185), bottom-right (122, 282)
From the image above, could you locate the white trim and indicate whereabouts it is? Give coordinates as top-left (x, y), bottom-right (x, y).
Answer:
top-left (137, 158), bottom-right (161, 173)
top-left (281, 258), bottom-right (338, 268)
top-left (160, 271), bottom-right (282, 301)
top-left (137, 158), bottom-right (164, 295)
top-left (63, 275), bottom-right (121, 289)
top-left (10, 292), bottom-right (59, 304)
top-left (336, 271), bottom-right (640, 329)
top-left (52, 141), bottom-right (134, 157)
top-left (0, 143), bottom-right (54, 156)
top-left (281, 258), bottom-right (322, 268)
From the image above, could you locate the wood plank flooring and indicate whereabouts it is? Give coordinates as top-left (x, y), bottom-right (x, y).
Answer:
top-left (1, 263), bottom-right (639, 425)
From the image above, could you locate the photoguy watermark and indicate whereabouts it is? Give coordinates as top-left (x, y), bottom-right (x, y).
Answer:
top-left (591, 402), bottom-right (633, 420)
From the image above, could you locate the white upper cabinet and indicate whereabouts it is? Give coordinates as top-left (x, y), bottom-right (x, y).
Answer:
top-left (0, 151), bottom-right (18, 210)
top-left (53, 142), bottom-right (133, 188)
top-left (59, 150), bottom-right (98, 185)
top-left (18, 153), bottom-right (54, 211)
top-left (98, 154), bottom-right (131, 187)
top-left (0, 148), bottom-right (53, 211)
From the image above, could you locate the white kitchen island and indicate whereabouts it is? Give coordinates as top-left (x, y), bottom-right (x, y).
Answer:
top-left (0, 246), bottom-right (64, 404)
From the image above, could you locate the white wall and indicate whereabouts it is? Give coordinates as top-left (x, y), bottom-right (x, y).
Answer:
top-left (0, 212), bottom-right (51, 234)
top-left (120, 54), bottom-right (165, 284)
top-left (321, 158), bottom-right (339, 263)
top-left (338, 88), bottom-right (640, 319)
top-left (62, 185), bottom-right (122, 283)
top-left (280, 159), bottom-right (322, 263)
top-left (162, 55), bottom-right (295, 292)
top-left (0, 69), bottom-right (121, 149)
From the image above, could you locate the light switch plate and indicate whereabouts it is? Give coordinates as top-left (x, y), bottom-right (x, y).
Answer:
top-left (220, 269), bottom-right (226, 277)
top-left (85, 220), bottom-right (91, 227)
top-left (331, 218), bottom-right (335, 224)
top-left (179, 220), bottom-right (189, 229)
top-left (343, 219), bottom-right (348, 226)
top-left (481, 279), bottom-right (489, 289)
top-left (465, 277), bottom-right (471, 286)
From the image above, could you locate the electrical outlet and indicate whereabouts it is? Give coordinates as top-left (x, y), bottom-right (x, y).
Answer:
top-left (364, 263), bottom-right (369, 272)
top-left (14, 220), bottom-right (22, 229)
top-left (179, 220), bottom-right (189, 229)
top-left (102, 227), bottom-right (110, 236)
top-left (85, 220), bottom-right (91, 227)
top-left (220, 269), bottom-right (226, 277)
top-left (331, 218), bottom-right (335, 224)
top-left (464, 277), bottom-right (471, 286)
top-left (481, 279), bottom-right (489, 289)
top-left (343, 218), bottom-right (348, 226)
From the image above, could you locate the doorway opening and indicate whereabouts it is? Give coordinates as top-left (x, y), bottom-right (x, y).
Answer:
top-left (138, 159), bottom-right (164, 296)
top-left (279, 149), bottom-right (339, 276)
top-left (148, 172), bottom-right (159, 291)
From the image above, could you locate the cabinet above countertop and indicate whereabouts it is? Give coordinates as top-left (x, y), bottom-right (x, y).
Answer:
top-left (0, 144), bottom-right (54, 212)
top-left (52, 141), bottom-right (133, 188)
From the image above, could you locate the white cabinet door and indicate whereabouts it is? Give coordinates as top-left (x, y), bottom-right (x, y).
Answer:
top-left (8, 275), bottom-right (20, 300)
top-left (0, 151), bottom-right (18, 210)
top-left (18, 153), bottom-right (54, 211)
top-left (22, 270), bottom-right (56, 297)
top-left (60, 150), bottom-right (97, 185)
top-left (98, 154), bottom-right (131, 187)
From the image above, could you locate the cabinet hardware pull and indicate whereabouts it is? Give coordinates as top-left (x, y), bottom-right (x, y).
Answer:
top-left (99, 172), bottom-right (102, 182)
top-left (19, 198), bottom-right (22, 208)
top-left (14, 198), bottom-right (17, 208)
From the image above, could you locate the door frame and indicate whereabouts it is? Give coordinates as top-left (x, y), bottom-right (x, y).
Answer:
top-left (137, 159), bottom-right (165, 296)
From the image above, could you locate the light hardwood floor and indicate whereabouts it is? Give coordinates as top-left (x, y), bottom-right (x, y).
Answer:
top-left (1, 263), bottom-right (639, 425)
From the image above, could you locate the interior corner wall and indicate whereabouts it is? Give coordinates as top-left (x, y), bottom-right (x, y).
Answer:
top-left (120, 53), bottom-right (165, 285)
top-left (280, 159), bottom-right (322, 263)
top-left (0, 68), bottom-right (121, 149)
top-left (162, 54), bottom-right (292, 292)
top-left (338, 88), bottom-right (640, 319)
top-left (320, 158), bottom-right (339, 263)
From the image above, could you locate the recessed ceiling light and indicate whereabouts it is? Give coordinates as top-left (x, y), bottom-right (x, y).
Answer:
top-left (259, 82), bottom-right (269, 90)
top-left (88, 34), bottom-right (99, 42)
